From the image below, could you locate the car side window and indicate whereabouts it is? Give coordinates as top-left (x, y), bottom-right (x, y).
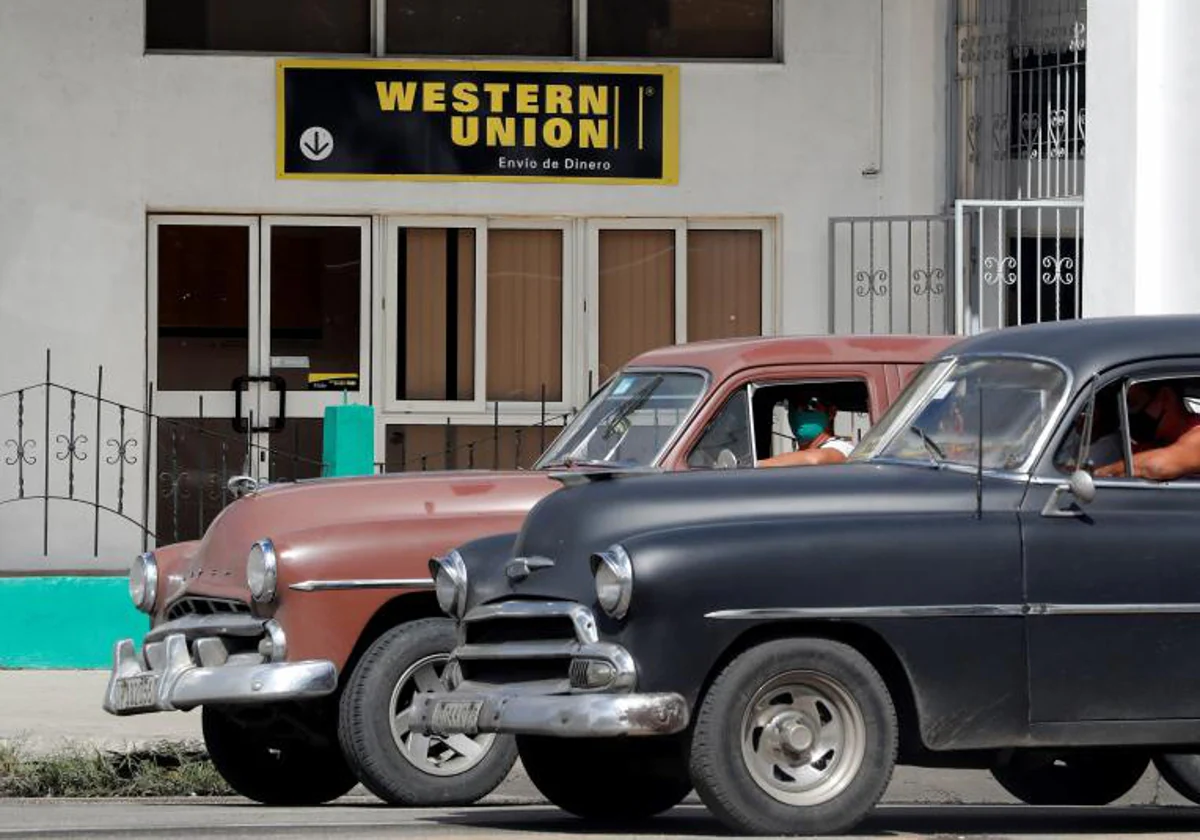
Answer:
top-left (750, 379), bottom-right (872, 459)
top-left (687, 389), bottom-right (753, 469)
top-left (1055, 374), bottom-right (1200, 482)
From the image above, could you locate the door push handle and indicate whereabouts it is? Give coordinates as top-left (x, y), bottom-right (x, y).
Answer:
top-left (231, 375), bottom-right (289, 434)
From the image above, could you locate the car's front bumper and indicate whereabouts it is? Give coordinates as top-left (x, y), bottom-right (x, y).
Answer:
top-left (102, 615), bottom-right (337, 716)
top-left (410, 688), bottom-right (689, 738)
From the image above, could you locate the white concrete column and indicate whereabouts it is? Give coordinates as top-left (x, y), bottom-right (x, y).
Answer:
top-left (1085, 0), bottom-right (1200, 316)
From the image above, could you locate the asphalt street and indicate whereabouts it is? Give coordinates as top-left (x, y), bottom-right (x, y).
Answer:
top-left (3, 798), bottom-right (1200, 840)
top-left (2, 767), bottom-right (1199, 840)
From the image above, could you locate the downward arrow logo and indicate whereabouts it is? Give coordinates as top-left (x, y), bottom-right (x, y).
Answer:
top-left (299, 126), bottom-right (334, 162)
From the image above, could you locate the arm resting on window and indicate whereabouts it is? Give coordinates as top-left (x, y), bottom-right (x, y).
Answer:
top-left (758, 448), bottom-right (847, 468)
top-left (1095, 428), bottom-right (1200, 481)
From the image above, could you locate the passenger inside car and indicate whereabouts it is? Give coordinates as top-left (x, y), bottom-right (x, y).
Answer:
top-left (1094, 380), bottom-right (1200, 481)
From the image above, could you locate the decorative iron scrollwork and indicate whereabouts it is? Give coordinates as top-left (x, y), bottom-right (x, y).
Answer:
top-left (912, 267), bottom-right (945, 297)
top-left (983, 255), bottom-right (1018, 287)
top-left (1042, 255), bottom-right (1076, 286)
top-left (854, 269), bottom-right (889, 298)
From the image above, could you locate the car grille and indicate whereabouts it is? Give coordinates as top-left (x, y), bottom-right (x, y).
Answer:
top-left (165, 597), bottom-right (252, 622)
top-left (456, 600), bottom-right (597, 690)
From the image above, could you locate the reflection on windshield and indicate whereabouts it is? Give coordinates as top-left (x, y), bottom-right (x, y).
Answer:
top-left (535, 370), bottom-right (707, 469)
top-left (850, 357), bottom-right (1069, 471)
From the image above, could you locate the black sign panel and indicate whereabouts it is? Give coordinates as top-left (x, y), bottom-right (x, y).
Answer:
top-left (276, 60), bottom-right (679, 184)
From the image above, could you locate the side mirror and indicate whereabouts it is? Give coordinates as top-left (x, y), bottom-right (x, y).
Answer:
top-left (1041, 468), bottom-right (1096, 518)
top-left (1068, 469), bottom-right (1096, 504)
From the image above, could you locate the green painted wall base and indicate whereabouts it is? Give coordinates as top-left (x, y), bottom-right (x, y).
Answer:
top-left (0, 577), bottom-right (148, 669)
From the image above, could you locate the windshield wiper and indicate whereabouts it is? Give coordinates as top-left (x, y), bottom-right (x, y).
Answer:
top-left (599, 375), bottom-right (664, 439)
top-left (909, 425), bottom-right (945, 467)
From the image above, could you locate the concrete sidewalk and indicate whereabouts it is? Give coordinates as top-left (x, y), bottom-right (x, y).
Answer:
top-left (0, 670), bottom-right (203, 755)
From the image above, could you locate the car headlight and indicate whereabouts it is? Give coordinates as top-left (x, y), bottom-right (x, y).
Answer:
top-left (246, 539), bottom-right (278, 603)
top-left (429, 550), bottom-right (468, 618)
top-left (591, 544), bottom-right (633, 620)
top-left (129, 552), bottom-right (158, 613)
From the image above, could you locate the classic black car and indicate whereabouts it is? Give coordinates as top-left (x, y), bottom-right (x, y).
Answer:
top-left (411, 316), bottom-right (1200, 835)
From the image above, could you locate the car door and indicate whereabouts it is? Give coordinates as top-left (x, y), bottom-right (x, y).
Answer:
top-left (1020, 359), bottom-right (1200, 723)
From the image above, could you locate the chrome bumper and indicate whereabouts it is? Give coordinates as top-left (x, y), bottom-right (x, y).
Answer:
top-left (410, 688), bottom-right (689, 738)
top-left (102, 617), bottom-right (337, 716)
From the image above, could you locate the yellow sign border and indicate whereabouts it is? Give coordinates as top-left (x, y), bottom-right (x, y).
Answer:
top-left (275, 58), bottom-right (680, 186)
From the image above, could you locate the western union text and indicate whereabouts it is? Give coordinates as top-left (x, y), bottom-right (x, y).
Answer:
top-left (376, 80), bottom-right (615, 150)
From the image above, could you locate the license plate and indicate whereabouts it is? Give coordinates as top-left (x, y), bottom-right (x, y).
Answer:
top-left (113, 673), bottom-right (160, 712)
top-left (429, 700), bottom-right (482, 735)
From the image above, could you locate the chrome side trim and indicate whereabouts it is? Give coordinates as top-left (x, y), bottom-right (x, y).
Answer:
top-left (706, 605), bottom-right (1025, 620)
top-left (707, 603), bottom-right (1200, 620)
top-left (288, 577), bottom-right (435, 592)
top-left (462, 600), bottom-right (599, 644)
top-left (1029, 474), bottom-right (1200, 492)
top-left (1032, 603), bottom-right (1200, 616)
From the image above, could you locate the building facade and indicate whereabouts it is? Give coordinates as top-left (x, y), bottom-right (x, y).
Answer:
top-left (0, 0), bottom-right (951, 579)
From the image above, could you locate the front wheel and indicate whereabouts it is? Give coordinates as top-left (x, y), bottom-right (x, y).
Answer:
top-left (689, 638), bottom-right (898, 836)
top-left (990, 750), bottom-right (1148, 806)
top-left (202, 704), bottom-right (358, 805)
top-left (338, 618), bottom-right (518, 806)
top-left (518, 735), bottom-right (693, 821)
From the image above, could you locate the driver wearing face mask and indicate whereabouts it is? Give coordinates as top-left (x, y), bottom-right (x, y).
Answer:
top-left (758, 395), bottom-right (855, 468)
top-left (1094, 382), bottom-right (1200, 480)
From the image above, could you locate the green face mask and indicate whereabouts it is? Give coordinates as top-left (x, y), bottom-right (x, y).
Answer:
top-left (789, 408), bottom-right (829, 444)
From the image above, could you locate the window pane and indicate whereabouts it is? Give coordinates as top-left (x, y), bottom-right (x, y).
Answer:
top-left (598, 229), bottom-right (675, 384)
top-left (269, 226), bottom-right (362, 393)
top-left (487, 230), bottom-right (563, 403)
top-left (156, 225), bottom-right (249, 391)
top-left (147, 0), bottom-right (370, 53)
top-left (687, 229), bottom-right (762, 342)
top-left (588, 0), bottom-right (774, 59)
top-left (386, 0), bottom-right (572, 56)
top-left (396, 228), bottom-right (476, 401)
top-left (688, 389), bottom-right (752, 468)
top-left (385, 423), bottom-right (553, 472)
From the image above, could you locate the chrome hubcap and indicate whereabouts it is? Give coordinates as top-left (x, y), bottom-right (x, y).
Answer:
top-left (389, 653), bottom-right (495, 777)
top-left (740, 670), bottom-right (866, 806)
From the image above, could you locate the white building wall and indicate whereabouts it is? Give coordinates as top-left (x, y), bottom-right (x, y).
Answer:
top-left (1085, 0), bottom-right (1200, 318)
top-left (0, 0), bottom-right (949, 566)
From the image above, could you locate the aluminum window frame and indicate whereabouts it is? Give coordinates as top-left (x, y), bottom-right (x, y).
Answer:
top-left (144, 0), bottom-right (784, 62)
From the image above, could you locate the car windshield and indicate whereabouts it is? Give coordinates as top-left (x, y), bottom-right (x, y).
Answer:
top-left (535, 369), bottom-right (707, 469)
top-left (850, 356), bottom-right (1070, 471)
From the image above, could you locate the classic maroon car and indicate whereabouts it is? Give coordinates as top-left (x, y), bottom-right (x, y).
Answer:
top-left (102, 333), bottom-right (953, 806)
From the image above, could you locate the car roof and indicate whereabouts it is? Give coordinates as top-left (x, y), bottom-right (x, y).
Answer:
top-left (939, 315), bottom-right (1200, 378)
top-left (627, 333), bottom-right (960, 382)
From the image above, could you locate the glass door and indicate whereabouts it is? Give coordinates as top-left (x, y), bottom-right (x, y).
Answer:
top-left (148, 215), bottom-right (370, 543)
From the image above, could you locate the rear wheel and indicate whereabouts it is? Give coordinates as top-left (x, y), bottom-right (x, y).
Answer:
top-left (518, 735), bottom-right (693, 821)
top-left (1151, 753), bottom-right (1200, 805)
top-left (202, 704), bottom-right (357, 805)
top-left (990, 750), bottom-right (1149, 806)
top-left (689, 638), bottom-right (898, 836)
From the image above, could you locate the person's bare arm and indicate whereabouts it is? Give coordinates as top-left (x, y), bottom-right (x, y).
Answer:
top-left (758, 448), bottom-right (847, 468)
top-left (1095, 427), bottom-right (1200, 480)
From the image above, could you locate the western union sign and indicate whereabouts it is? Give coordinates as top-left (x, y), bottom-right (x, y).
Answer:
top-left (276, 59), bottom-right (679, 185)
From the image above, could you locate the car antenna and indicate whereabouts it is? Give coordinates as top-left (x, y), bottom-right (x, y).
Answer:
top-left (975, 389), bottom-right (984, 520)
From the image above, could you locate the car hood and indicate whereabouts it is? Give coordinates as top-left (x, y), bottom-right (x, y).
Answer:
top-left (164, 470), bottom-right (559, 605)
top-left (465, 462), bottom-right (1004, 609)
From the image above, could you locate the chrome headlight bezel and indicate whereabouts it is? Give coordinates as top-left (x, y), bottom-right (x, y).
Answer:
top-left (129, 552), bottom-right (158, 614)
top-left (429, 550), bottom-right (468, 618)
top-left (590, 544), bottom-right (633, 620)
top-left (247, 539), bottom-right (278, 603)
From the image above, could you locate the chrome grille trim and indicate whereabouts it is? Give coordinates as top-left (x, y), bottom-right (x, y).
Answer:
top-left (460, 600), bottom-right (598, 644)
top-left (166, 596), bottom-right (251, 621)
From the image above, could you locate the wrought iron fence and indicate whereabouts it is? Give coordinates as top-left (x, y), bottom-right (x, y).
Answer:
top-left (955, 198), bottom-right (1083, 333)
top-left (0, 354), bottom-right (578, 562)
top-left (828, 214), bottom-right (956, 336)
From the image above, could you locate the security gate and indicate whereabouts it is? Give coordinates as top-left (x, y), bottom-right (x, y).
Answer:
top-left (954, 198), bottom-right (1083, 334)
